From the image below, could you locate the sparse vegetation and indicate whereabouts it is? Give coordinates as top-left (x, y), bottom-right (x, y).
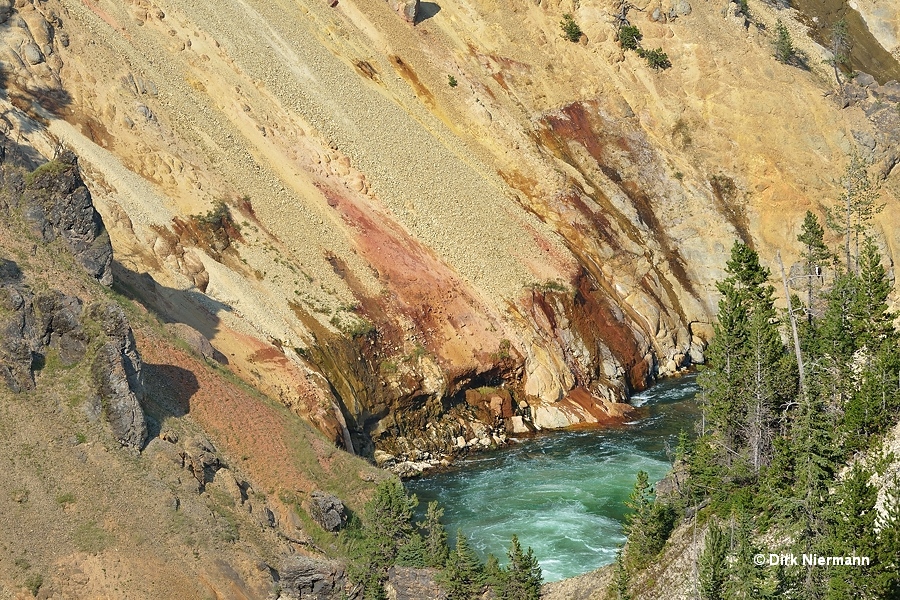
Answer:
top-left (773, 20), bottom-right (794, 64)
top-left (448, 75), bottom-right (458, 88)
top-left (73, 521), bottom-right (111, 554)
top-left (560, 13), bottom-right (583, 43)
top-left (617, 25), bottom-right (642, 51)
top-left (25, 160), bottom-right (68, 187)
top-left (24, 573), bottom-right (43, 597)
top-left (637, 47), bottom-right (671, 71)
top-left (56, 492), bottom-right (76, 506)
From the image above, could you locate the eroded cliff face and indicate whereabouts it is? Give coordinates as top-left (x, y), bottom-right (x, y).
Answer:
top-left (1, 0), bottom-right (898, 465)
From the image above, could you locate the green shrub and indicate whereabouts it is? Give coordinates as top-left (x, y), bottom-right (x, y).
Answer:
top-left (637, 47), bottom-right (671, 70)
top-left (448, 75), bottom-right (458, 88)
top-left (560, 13), bottom-right (582, 42)
top-left (617, 25), bottom-right (642, 51)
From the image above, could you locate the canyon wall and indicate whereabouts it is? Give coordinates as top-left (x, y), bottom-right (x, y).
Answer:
top-left (1, 0), bottom-right (899, 464)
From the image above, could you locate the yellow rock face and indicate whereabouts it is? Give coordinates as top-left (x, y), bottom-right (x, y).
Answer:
top-left (2, 0), bottom-right (898, 454)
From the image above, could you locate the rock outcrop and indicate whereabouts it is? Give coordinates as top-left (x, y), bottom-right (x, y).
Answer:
top-left (89, 301), bottom-right (148, 448)
top-left (307, 491), bottom-right (348, 532)
top-left (385, 567), bottom-right (446, 600)
top-left (18, 151), bottom-right (113, 286)
top-left (278, 556), bottom-right (348, 600)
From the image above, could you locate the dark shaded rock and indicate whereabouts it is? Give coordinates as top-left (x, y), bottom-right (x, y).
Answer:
top-left (279, 556), bottom-right (347, 600)
top-left (307, 491), bottom-right (347, 532)
top-left (92, 342), bottom-right (147, 447)
top-left (20, 152), bottom-right (113, 285)
top-left (88, 301), bottom-right (147, 448)
top-left (385, 566), bottom-right (447, 600)
top-left (35, 291), bottom-right (86, 365)
top-left (0, 258), bottom-right (22, 283)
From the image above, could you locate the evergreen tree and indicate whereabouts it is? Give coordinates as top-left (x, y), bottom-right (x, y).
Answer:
top-left (396, 532), bottom-right (427, 567)
top-left (874, 475), bottom-right (900, 598)
top-left (851, 237), bottom-right (893, 352)
top-left (728, 512), bottom-right (767, 599)
top-left (828, 18), bottom-right (850, 86)
top-left (361, 479), bottom-right (418, 566)
top-left (825, 464), bottom-right (878, 599)
top-left (797, 210), bottom-right (831, 326)
top-left (774, 20), bottom-right (794, 64)
top-left (826, 153), bottom-right (883, 272)
top-left (701, 279), bottom-right (748, 452)
top-left (440, 530), bottom-right (486, 600)
top-left (613, 547), bottom-right (631, 600)
top-left (421, 501), bottom-right (450, 567)
top-left (484, 553), bottom-right (504, 593)
top-left (624, 471), bottom-right (675, 563)
top-left (498, 535), bottom-right (542, 600)
top-left (698, 520), bottom-right (728, 600)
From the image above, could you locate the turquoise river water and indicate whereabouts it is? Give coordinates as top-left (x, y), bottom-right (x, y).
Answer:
top-left (405, 375), bottom-right (700, 582)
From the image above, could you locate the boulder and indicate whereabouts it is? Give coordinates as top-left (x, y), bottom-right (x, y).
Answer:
top-left (278, 555), bottom-right (347, 600)
top-left (390, 0), bottom-right (419, 23)
top-left (182, 435), bottom-right (221, 487)
top-left (307, 491), bottom-right (347, 532)
top-left (165, 322), bottom-right (226, 363)
top-left (385, 566), bottom-right (446, 600)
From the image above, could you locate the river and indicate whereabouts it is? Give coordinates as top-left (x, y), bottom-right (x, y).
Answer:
top-left (405, 375), bottom-right (701, 582)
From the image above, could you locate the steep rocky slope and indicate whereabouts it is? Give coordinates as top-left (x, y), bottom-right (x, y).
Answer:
top-left (0, 140), bottom-right (384, 598)
top-left (1, 0), bottom-right (899, 467)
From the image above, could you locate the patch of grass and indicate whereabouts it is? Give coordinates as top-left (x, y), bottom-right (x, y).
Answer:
top-left (380, 360), bottom-right (398, 374)
top-left (24, 573), bottom-right (43, 597)
top-left (491, 339), bottom-right (512, 361)
top-left (75, 431), bottom-right (87, 444)
top-left (56, 492), bottom-right (76, 506)
top-left (671, 118), bottom-right (692, 148)
top-left (25, 160), bottom-right (68, 187)
top-left (73, 521), bottom-right (110, 554)
top-left (532, 280), bottom-right (569, 294)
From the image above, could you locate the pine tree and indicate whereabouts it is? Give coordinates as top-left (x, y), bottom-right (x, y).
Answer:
top-left (484, 553), bottom-right (504, 593)
top-left (623, 471), bottom-right (675, 563)
top-left (440, 530), bottom-right (486, 600)
top-left (499, 535), bottom-right (542, 600)
top-left (851, 237), bottom-right (893, 352)
top-left (796, 211), bottom-right (831, 326)
top-left (396, 532), bottom-right (427, 567)
top-left (825, 464), bottom-right (878, 599)
top-left (826, 153), bottom-right (883, 273)
top-left (828, 18), bottom-right (850, 86)
top-left (361, 479), bottom-right (418, 566)
top-left (701, 279), bottom-right (748, 452)
top-left (421, 501), bottom-right (450, 567)
top-left (698, 520), bottom-right (728, 600)
top-left (774, 20), bottom-right (794, 64)
top-left (874, 475), bottom-right (900, 597)
top-left (729, 512), bottom-right (767, 599)
top-left (613, 547), bottom-right (631, 600)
